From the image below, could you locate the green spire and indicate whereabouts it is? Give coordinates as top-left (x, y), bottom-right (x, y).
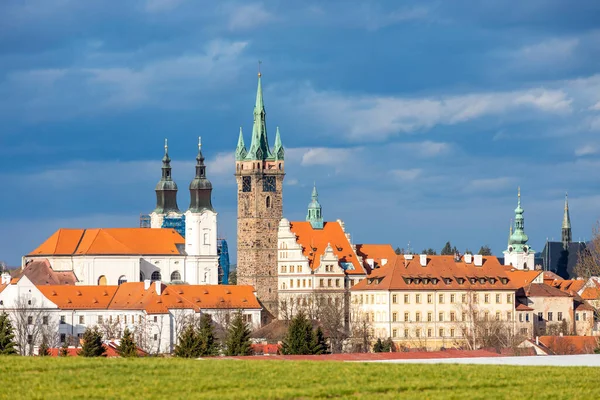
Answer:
top-left (273, 126), bottom-right (284, 160)
top-left (245, 71), bottom-right (272, 160)
top-left (562, 192), bottom-right (572, 248)
top-left (508, 187), bottom-right (531, 252)
top-left (235, 127), bottom-right (247, 161)
top-left (306, 182), bottom-right (323, 229)
top-left (508, 219), bottom-right (513, 246)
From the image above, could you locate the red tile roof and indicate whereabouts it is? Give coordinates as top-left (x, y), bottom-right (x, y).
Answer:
top-left (538, 336), bottom-right (599, 355)
top-left (551, 279), bottom-right (586, 294)
top-left (580, 287), bottom-right (600, 300)
top-left (516, 283), bottom-right (572, 298)
top-left (38, 285), bottom-right (119, 309)
top-left (515, 302), bottom-right (534, 311)
top-left (355, 244), bottom-right (397, 274)
top-left (28, 228), bottom-right (185, 256)
top-left (11, 259), bottom-right (77, 285)
top-left (288, 221), bottom-right (365, 275)
top-left (351, 255), bottom-right (523, 291)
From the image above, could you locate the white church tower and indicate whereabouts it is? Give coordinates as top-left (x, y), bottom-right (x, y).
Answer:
top-left (184, 138), bottom-right (219, 284)
top-left (503, 187), bottom-right (535, 270)
top-left (150, 139), bottom-right (182, 228)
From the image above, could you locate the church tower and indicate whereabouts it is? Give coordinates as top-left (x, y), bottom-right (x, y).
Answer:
top-left (150, 139), bottom-right (182, 228)
top-left (184, 137), bottom-right (218, 284)
top-left (561, 193), bottom-right (572, 249)
top-left (503, 187), bottom-right (535, 270)
top-left (235, 70), bottom-right (285, 323)
top-left (306, 184), bottom-right (323, 229)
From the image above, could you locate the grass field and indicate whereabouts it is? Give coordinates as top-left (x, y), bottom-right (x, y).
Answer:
top-left (1, 357), bottom-right (599, 399)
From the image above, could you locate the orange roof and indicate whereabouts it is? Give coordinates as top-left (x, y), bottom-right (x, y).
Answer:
top-left (505, 270), bottom-right (543, 289)
top-left (538, 336), bottom-right (599, 355)
top-left (352, 255), bottom-right (521, 291)
top-left (516, 283), bottom-right (572, 298)
top-left (289, 221), bottom-right (365, 275)
top-left (28, 228), bottom-right (185, 256)
top-left (581, 287), bottom-right (600, 300)
top-left (551, 279), bottom-right (586, 294)
top-left (38, 285), bottom-right (119, 309)
top-left (355, 244), bottom-right (397, 274)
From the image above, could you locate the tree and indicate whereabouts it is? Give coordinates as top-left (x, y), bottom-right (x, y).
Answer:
top-left (116, 328), bottom-right (138, 357)
top-left (174, 324), bottom-right (201, 358)
top-left (79, 327), bottom-right (106, 357)
top-left (373, 338), bottom-right (384, 353)
top-left (280, 311), bottom-right (315, 355)
top-left (10, 296), bottom-right (53, 355)
top-left (198, 314), bottom-right (219, 356)
top-left (421, 248), bottom-right (437, 255)
top-left (59, 341), bottom-right (69, 357)
top-left (575, 221), bottom-right (600, 279)
top-left (0, 312), bottom-right (17, 355)
top-left (441, 242), bottom-right (454, 255)
top-left (394, 247), bottom-right (404, 255)
top-left (224, 311), bottom-right (252, 356)
top-left (38, 336), bottom-right (50, 357)
top-left (383, 337), bottom-right (394, 352)
top-left (228, 270), bottom-right (237, 285)
top-left (478, 245), bottom-right (493, 256)
top-left (313, 326), bottom-right (328, 355)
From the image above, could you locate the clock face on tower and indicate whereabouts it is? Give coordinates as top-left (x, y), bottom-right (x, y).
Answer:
top-left (263, 176), bottom-right (276, 192)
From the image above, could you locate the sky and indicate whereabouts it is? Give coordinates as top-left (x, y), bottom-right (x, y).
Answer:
top-left (1, 0), bottom-right (600, 266)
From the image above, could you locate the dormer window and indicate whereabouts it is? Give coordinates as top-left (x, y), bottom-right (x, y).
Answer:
top-left (432, 278), bottom-right (439, 285)
top-left (470, 278), bottom-right (476, 284)
top-left (501, 278), bottom-right (508, 285)
top-left (457, 278), bottom-right (465, 284)
top-left (423, 278), bottom-right (429, 285)
top-left (444, 278), bottom-right (451, 284)
top-left (479, 278), bottom-right (485, 284)
top-left (414, 278), bottom-right (420, 285)
top-left (490, 278), bottom-right (496, 284)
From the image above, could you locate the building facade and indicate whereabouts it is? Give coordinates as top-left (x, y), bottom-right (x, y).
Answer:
top-left (236, 72), bottom-right (285, 323)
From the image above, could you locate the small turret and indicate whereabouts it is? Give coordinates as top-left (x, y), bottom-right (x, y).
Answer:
top-left (306, 183), bottom-right (323, 229)
top-left (154, 139), bottom-right (180, 214)
top-left (235, 127), bottom-right (247, 161)
top-left (188, 137), bottom-right (214, 213)
top-left (273, 126), bottom-right (284, 160)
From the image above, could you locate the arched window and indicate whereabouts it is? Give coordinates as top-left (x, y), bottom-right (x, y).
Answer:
top-left (282, 282), bottom-right (286, 289)
top-left (203, 233), bottom-right (209, 245)
top-left (523, 262), bottom-right (528, 270)
top-left (278, 163), bottom-right (282, 170)
top-left (118, 276), bottom-right (127, 285)
top-left (140, 271), bottom-right (145, 281)
top-left (98, 275), bottom-right (107, 286)
top-left (266, 196), bottom-right (271, 208)
top-left (171, 271), bottom-right (181, 281)
top-left (151, 271), bottom-right (161, 281)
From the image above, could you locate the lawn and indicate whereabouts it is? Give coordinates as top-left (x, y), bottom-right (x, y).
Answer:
top-left (0, 357), bottom-right (598, 399)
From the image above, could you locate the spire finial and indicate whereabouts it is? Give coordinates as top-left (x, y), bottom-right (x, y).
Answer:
top-left (198, 136), bottom-right (202, 150)
top-left (565, 192), bottom-right (569, 210)
top-left (164, 138), bottom-right (168, 154)
top-left (258, 60), bottom-right (262, 77)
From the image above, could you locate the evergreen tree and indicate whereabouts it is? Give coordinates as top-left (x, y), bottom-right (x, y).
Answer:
top-left (79, 327), bottom-right (106, 357)
top-left (38, 336), bottom-right (50, 357)
top-left (174, 324), bottom-right (201, 358)
top-left (394, 247), bottom-right (404, 255)
top-left (441, 241), bottom-right (453, 255)
top-left (478, 245), bottom-right (492, 256)
top-left (225, 311), bottom-right (252, 356)
top-left (59, 340), bottom-right (69, 357)
top-left (116, 328), bottom-right (138, 358)
top-left (373, 338), bottom-right (384, 353)
top-left (198, 314), bottom-right (219, 356)
top-left (421, 248), bottom-right (437, 255)
top-left (281, 312), bottom-right (315, 355)
top-left (383, 338), bottom-right (394, 352)
top-left (0, 312), bottom-right (17, 355)
top-left (312, 326), bottom-right (328, 355)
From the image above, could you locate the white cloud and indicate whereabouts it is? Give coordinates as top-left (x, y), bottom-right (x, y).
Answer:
top-left (390, 168), bottom-right (422, 181)
top-left (291, 147), bottom-right (357, 166)
top-left (465, 177), bottom-right (514, 192)
top-left (144, 0), bottom-right (185, 13)
top-left (207, 152), bottom-right (235, 176)
top-left (285, 178), bottom-right (299, 186)
top-left (401, 141), bottom-right (451, 157)
top-left (575, 144), bottom-right (597, 157)
top-left (590, 101), bottom-right (600, 111)
top-left (225, 3), bottom-right (273, 31)
top-left (515, 38), bottom-right (579, 63)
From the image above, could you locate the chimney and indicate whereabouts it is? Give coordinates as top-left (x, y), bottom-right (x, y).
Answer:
top-left (464, 254), bottom-right (472, 264)
top-left (144, 279), bottom-right (151, 290)
top-left (419, 254), bottom-right (427, 267)
top-left (381, 258), bottom-right (388, 266)
top-left (366, 259), bottom-right (374, 269)
top-left (1, 273), bottom-right (11, 285)
top-left (474, 254), bottom-right (483, 267)
top-left (404, 254), bottom-right (413, 260)
top-left (155, 280), bottom-right (162, 296)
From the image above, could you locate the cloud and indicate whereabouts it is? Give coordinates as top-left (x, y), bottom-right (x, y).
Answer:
top-left (295, 147), bottom-right (357, 166)
top-left (144, 0), bottom-right (185, 13)
top-left (512, 37), bottom-right (579, 64)
top-left (590, 101), bottom-right (600, 111)
top-left (225, 3), bottom-right (274, 31)
top-left (465, 177), bottom-right (515, 192)
top-left (207, 152), bottom-right (235, 176)
top-left (575, 144), bottom-right (597, 156)
top-left (401, 141), bottom-right (451, 157)
top-left (389, 168), bottom-right (422, 181)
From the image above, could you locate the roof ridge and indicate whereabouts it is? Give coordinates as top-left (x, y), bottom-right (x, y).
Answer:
top-left (100, 229), bottom-right (137, 254)
top-left (72, 229), bottom-right (87, 254)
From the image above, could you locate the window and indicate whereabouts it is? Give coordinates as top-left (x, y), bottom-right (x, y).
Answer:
top-left (170, 271), bottom-right (181, 282)
top-left (450, 312), bottom-right (456, 322)
top-left (298, 265), bottom-right (302, 273)
top-left (98, 315), bottom-right (103, 324)
top-left (265, 196), bottom-right (271, 208)
top-left (151, 271), bottom-right (161, 281)
top-left (60, 334), bottom-right (66, 343)
top-left (484, 294), bottom-right (490, 304)
top-left (547, 312), bottom-right (553, 322)
top-left (439, 294), bottom-right (444, 304)
top-left (427, 294), bottom-right (432, 304)
top-left (583, 312), bottom-right (587, 320)
top-left (507, 294), bottom-right (513, 304)
top-left (392, 329), bottom-right (397, 338)
top-left (153, 316), bottom-right (158, 323)
top-left (462, 294), bottom-right (467, 303)
top-left (484, 311), bottom-right (489, 321)
top-left (392, 294), bottom-right (398, 304)
top-left (450, 294), bottom-right (455, 303)
top-left (439, 328), bottom-right (444, 338)
top-left (392, 312), bottom-right (397, 322)
top-left (576, 313), bottom-right (580, 321)
top-left (525, 313), bottom-right (530, 322)
top-left (404, 312), bottom-right (409, 322)
top-left (263, 176), bottom-right (276, 192)
top-left (319, 279), bottom-right (324, 288)
top-left (519, 313), bottom-right (523, 322)
top-left (439, 312), bottom-right (444, 322)
top-left (79, 316), bottom-right (84, 324)
top-left (404, 329), bottom-right (409, 338)
top-left (538, 312), bottom-right (543, 321)
top-left (98, 275), bottom-right (107, 286)
top-left (427, 328), bottom-right (432, 338)
top-left (496, 294), bottom-right (501, 303)
top-left (416, 294), bottom-right (421, 304)
top-left (462, 312), bottom-right (467, 321)
top-left (290, 265), bottom-right (295, 273)
top-left (60, 315), bottom-right (66, 325)
top-left (308, 280), bottom-right (312, 288)
top-left (242, 176), bottom-right (252, 192)
top-left (506, 312), bottom-right (512, 321)
top-left (328, 279), bottom-right (332, 287)
top-left (427, 312), bottom-right (432, 322)
top-left (450, 329), bottom-right (455, 338)
top-left (495, 311), bottom-right (500, 321)
top-left (154, 334), bottom-right (158, 341)
top-left (281, 265), bottom-right (287, 273)
top-left (336, 279), bottom-right (340, 288)
top-left (520, 328), bottom-right (528, 335)
top-left (290, 279), bottom-right (293, 288)
top-left (27, 316), bottom-right (33, 325)
top-left (404, 294), bottom-right (410, 304)
top-left (415, 312), bottom-right (421, 322)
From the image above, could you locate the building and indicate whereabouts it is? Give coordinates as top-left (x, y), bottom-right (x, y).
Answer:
top-left (277, 185), bottom-right (395, 322)
top-left (503, 188), bottom-right (536, 270)
top-left (541, 194), bottom-right (587, 278)
top-left (149, 139), bottom-right (183, 229)
top-left (0, 273), bottom-right (261, 355)
top-left (236, 71), bottom-right (285, 323)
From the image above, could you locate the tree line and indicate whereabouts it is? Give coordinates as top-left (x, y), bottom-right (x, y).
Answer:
top-left (395, 242), bottom-right (493, 257)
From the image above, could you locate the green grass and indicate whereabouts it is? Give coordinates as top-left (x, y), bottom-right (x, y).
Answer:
top-left (0, 357), bottom-right (598, 399)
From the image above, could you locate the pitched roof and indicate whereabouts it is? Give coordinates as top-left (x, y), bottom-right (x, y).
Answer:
top-left (11, 259), bottom-right (77, 285)
top-left (515, 302), bottom-right (534, 311)
top-left (288, 221), bottom-right (365, 275)
top-left (355, 244), bottom-right (397, 274)
top-left (351, 255), bottom-right (521, 291)
top-left (505, 270), bottom-right (543, 289)
top-left (581, 287), bottom-right (600, 300)
top-left (551, 279), bottom-right (586, 294)
top-left (28, 228), bottom-right (185, 256)
top-left (516, 283), bottom-right (572, 298)
top-left (38, 285), bottom-right (119, 309)
top-left (538, 336), bottom-right (599, 355)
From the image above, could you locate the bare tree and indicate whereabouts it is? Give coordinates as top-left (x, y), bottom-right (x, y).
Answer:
top-left (97, 315), bottom-right (122, 341)
top-left (348, 303), bottom-right (373, 353)
top-left (171, 309), bottom-right (196, 345)
top-left (315, 293), bottom-right (348, 353)
top-left (9, 296), bottom-right (53, 355)
top-left (575, 221), bottom-right (600, 279)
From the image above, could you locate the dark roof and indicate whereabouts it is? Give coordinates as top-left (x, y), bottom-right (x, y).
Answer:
top-left (541, 241), bottom-right (587, 279)
top-left (516, 283), bottom-right (572, 298)
top-left (11, 259), bottom-right (77, 285)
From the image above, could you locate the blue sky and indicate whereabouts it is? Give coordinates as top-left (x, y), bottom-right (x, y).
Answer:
top-left (1, 0), bottom-right (600, 266)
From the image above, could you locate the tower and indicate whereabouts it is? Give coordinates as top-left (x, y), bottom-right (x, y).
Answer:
top-left (184, 137), bottom-right (218, 284)
top-left (306, 183), bottom-right (323, 229)
top-left (150, 139), bottom-right (181, 228)
top-left (235, 70), bottom-right (285, 323)
top-left (503, 187), bottom-right (535, 270)
top-left (562, 193), bottom-right (572, 249)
